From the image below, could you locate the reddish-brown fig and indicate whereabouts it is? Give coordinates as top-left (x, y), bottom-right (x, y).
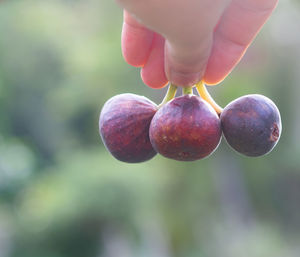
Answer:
top-left (221, 94), bottom-right (282, 157)
top-left (99, 93), bottom-right (157, 163)
top-left (149, 95), bottom-right (221, 161)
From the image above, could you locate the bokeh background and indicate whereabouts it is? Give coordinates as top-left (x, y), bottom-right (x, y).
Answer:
top-left (0, 0), bottom-right (299, 256)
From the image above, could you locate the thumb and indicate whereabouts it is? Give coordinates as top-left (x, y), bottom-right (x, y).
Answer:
top-left (165, 35), bottom-right (213, 87)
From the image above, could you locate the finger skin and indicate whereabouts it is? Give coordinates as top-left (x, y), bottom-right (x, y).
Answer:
top-left (165, 37), bottom-right (212, 87)
top-left (204, 0), bottom-right (278, 85)
top-left (141, 34), bottom-right (168, 89)
top-left (118, 0), bottom-right (230, 87)
top-left (119, 0), bottom-right (277, 87)
top-left (121, 11), bottom-right (154, 67)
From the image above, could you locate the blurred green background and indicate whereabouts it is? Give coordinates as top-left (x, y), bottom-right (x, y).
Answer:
top-left (0, 0), bottom-right (299, 256)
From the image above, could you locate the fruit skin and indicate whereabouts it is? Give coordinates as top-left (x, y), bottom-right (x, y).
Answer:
top-left (149, 95), bottom-right (221, 161)
top-left (99, 93), bottom-right (157, 163)
top-left (221, 94), bottom-right (282, 157)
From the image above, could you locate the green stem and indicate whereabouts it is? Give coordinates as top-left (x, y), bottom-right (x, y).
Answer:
top-left (195, 81), bottom-right (223, 115)
top-left (158, 83), bottom-right (177, 108)
top-left (182, 86), bottom-right (193, 95)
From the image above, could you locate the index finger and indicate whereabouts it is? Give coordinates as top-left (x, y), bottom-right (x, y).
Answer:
top-left (204, 0), bottom-right (278, 85)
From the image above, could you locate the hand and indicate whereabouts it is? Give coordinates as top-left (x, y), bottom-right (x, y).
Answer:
top-left (117, 0), bottom-right (278, 88)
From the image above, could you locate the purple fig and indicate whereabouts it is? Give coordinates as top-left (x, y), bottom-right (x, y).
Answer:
top-left (99, 93), bottom-right (157, 163)
top-left (149, 95), bottom-right (221, 161)
top-left (221, 94), bottom-right (282, 157)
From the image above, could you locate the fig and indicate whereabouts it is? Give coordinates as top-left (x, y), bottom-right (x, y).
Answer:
top-left (99, 93), bottom-right (157, 163)
top-left (149, 94), bottom-right (221, 161)
top-left (221, 94), bottom-right (281, 157)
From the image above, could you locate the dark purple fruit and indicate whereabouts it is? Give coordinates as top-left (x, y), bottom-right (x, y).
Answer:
top-left (99, 93), bottom-right (157, 163)
top-left (149, 95), bottom-right (221, 161)
top-left (221, 94), bottom-right (281, 157)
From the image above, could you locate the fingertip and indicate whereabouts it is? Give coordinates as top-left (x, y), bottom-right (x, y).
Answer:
top-left (168, 69), bottom-right (202, 87)
top-left (203, 56), bottom-right (228, 85)
top-left (203, 75), bottom-right (226, 86)
top-left (164, 39), bottom-right (210, 87)
top-left (141, 68), bottom-right (168, 89)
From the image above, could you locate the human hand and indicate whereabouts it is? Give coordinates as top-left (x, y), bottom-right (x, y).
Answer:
top-left (117, 0), bottom-right (278, 88)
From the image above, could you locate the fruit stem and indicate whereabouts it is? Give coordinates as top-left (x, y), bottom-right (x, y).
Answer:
top-left (196, 81), bottom-right (223, 115)
top-left (159, 83), bottom-right (177, 108)
top-left (182, 86), bottom-right (193, 95)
